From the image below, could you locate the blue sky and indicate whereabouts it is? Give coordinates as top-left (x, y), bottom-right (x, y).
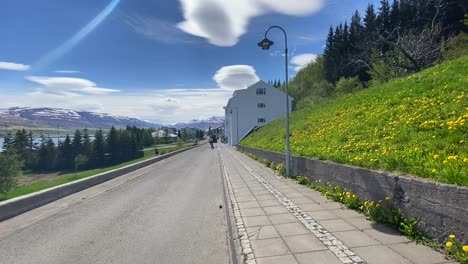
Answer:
top-left (0, 0), bottom-right (379, 124)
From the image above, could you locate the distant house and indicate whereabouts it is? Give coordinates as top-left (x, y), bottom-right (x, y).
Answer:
top-left (224, 80), bottom-right (293, 146)
top-left (153, 127), bottom-right (178, 143)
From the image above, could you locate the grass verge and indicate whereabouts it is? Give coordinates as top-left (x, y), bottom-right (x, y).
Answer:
top-left (241, 56), bottom-right (467, 185)
top-left (0, 144), bottom-right (194, 201)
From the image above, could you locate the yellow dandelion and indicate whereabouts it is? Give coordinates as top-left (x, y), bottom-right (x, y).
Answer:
top-left (376, 204), bottom-right (381, 208)
top-left (431, 169), bottom-right (437, 173)
top-left (464, 158), bottom-right (468, 163)
top-left (446, 241), bottom-right (453, 247)
top-left (385, 197), bottom-right (391, 201)
top-left (447, 156), bottom-right (458, 161)
top-left (443, 160), bottom-right (448, 165)
top-left (449, 234), bottom-right (455, 239)
top-left (463, 245), bottom-right (468, 252)
top-left (352, 194), bottom-right (356, 198)
top-left (433, 155), bottom-right (440, 160)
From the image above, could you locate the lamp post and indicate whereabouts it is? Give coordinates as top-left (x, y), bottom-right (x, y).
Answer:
top-left (258, 25), bottom-right (291, 178)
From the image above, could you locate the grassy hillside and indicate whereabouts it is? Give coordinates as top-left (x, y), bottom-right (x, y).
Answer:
top-left (241, 56), bottom-right (467, 185)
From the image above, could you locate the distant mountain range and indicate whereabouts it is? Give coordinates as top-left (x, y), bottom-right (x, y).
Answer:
top-left (0, 107), bottom-right (224, 131)
top-left (171, 116), bottom-right (224, 130)
top-left (0, 107), bottom-right (161, 129)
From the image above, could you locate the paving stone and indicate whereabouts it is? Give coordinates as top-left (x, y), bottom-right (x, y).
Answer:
top-left (258, 199), bottom-right (282, 207)
top-left (298, 203), bottom-right (325, 211)
top-left (290, 197), bottom-right (315, 205)
top-left (241, 207), bottom-right (265, 217)
top-left (254, 190), bottom-right (271, 196)
top-left (318, 201), bottom-right (343, 209)
top-left (250, 238), bottom-right (291, 257)
top-left (307, 195), bottom-right (330, 204)
top-left (283, 234), bottom-right (328, 253)
top-left (250, 187), bottom-right (266, 191)
top-left (263, 205), bottom-right (289, 215)
top-left (258, 225), bottom-right (280, 239)
top-left (285, 192), bottom-right (306, 198)
top-left (353, 245), bottom-right (412, 264)
top-left (331, 208), bottom-right (363, 218)
top-left (388, 243), bottom-right (449, 264)
top-left (268, 213), bottom-right (298, 224)
top-left (295, 250), bottom-right (343, 264)
top-left (317, 219), bottom-right (357, 232)
top-left (235, 191), bottom-right (253, 197)
top-left (237, 196), bottom-right (257, 202)
top-left (333, 230), bottom-right (381, 248)
top-left (364, 226), bottom-right (410, 245)
top-left (238, 201), bottom-right (261, 209)
top-left (255, 194), bottom-right (276, 201)
top-left (343, 216), bottom-right (377, 230)
top-left (243, 215), bottom-right (271, 227)
top-left (306, 210), bottom-right (339, 220)
top-left (256, 254), bottom-right (298, 264)
top-left (275, 222), bottom-right (311, 237)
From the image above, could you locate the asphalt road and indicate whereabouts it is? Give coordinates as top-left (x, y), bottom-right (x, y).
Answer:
top-left (0, 144), bottom-right (229, 264)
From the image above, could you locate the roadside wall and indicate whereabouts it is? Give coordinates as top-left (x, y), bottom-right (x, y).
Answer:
top-left (237, 145), bottom-right (468, 243)
top-left (0, 145), bottom-right (198, 222)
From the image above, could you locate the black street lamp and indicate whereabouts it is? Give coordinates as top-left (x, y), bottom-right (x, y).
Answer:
top-left (258, 25), bottom-right (291, 178)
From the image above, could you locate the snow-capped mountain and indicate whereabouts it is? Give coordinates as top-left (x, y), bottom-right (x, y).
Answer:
top-left (0, 107), bottom-right (162, 129)
top-left (172, 116), bottom-right (224, 130)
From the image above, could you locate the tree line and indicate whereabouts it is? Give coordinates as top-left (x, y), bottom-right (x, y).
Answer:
top-left (285, 0), bottom-right (467, 110)
top-left (2, 126), bottom-right (155, 172)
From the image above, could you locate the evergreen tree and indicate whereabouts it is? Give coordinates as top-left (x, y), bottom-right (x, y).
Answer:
top-left (107, 126), bottom-right (120, 163)
top-left (0, 147), bottom-right (23, 194)
top-left (2, 132), bottom-right (13, 150)
top-left (92, 129), bottom-right (106, 167)
top-left (12, 129), bottom-right (28, 163)
top-left (82, 129), bottom-right (93, 167)
top-left (37, 137), bottom-right (57, 171)
top-left (72, 129), bottom-right (82, 158)
top-left (390, 0), bottom-right (401, 30)
top-left (364, 4), bottom-right (378, 39)
top-left (58, 134), bottom-right (74, 170)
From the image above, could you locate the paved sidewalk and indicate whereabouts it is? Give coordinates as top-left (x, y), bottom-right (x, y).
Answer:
top-left (219, 144), bottom-right (455, 264)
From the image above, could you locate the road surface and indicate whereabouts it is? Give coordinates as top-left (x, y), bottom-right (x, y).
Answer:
top-left (0, 144), bottom-right (229, 264)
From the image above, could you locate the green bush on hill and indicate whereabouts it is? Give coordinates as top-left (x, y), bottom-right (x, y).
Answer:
top-left (241, 56), bottom-right (468, 185)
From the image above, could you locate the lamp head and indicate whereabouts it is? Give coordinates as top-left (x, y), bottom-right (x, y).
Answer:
top-left (257, 38), bottom-right (273, 50)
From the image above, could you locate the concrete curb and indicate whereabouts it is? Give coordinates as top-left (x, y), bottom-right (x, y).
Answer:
top-left (237, 145), bottom-right (468, 244)
top-left (0, 145), bottom-right (199, 222)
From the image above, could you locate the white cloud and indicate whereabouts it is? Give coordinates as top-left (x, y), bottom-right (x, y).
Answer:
top-left (124, 13), bottom-right (195, 44)
top-left (26, 76), bottom-right (120, 95)
top-left (213, 65), bottom-right (259, 90)
top-left (291, 53), bottom-right (317, 72)
top-left (177, 0), bottom-right (324, 46)
top-left (54, 70), bottom-right (80, 74)
top-left (0, 61), bottom-right (30, 71)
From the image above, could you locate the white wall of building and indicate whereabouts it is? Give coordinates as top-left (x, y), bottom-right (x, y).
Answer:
top-left (224, 80), bottom-right (293, 146)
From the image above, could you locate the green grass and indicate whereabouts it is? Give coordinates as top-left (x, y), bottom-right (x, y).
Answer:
top-left (0, 144), bottom-right (193, 201)
top-left (241, 56), bottom-right (468, 185)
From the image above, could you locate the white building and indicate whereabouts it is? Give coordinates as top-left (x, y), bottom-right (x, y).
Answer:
top-left (224, 80), bottom-right (293, 146)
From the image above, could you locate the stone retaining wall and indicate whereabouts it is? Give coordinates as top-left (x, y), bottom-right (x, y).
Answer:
top-left (237, 145), bottom-right (468, 243)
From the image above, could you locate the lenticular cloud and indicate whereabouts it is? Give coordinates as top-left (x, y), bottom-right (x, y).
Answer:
top-left (177, 0), bottom-right (324, 46)
top-left (213, 65), bottom-right (259, 90)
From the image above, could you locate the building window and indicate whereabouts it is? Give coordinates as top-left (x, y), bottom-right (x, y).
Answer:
top-left (257, 103), bottom-right (266, 108)
top-left (258, 118), bottom-right (266, 123)
top-left (256, 88), bottom-right (266, 95)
